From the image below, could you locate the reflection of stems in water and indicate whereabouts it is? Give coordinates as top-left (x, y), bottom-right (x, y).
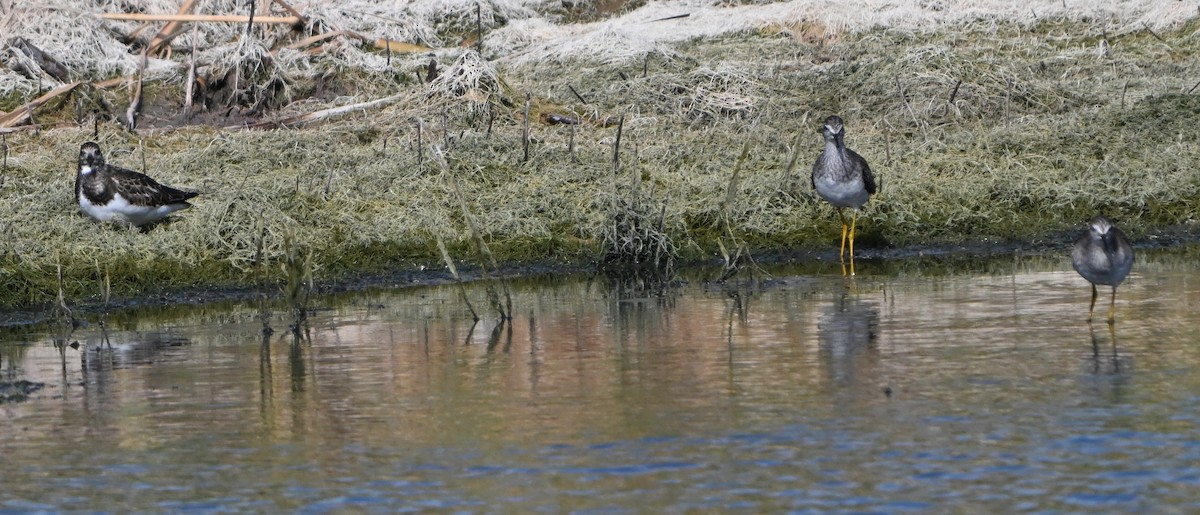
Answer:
top-left (254, 225), bottom-right (273, 335)
top-left (436, 233), bottom-right (479, 322)
top-left (259, 331), bottom-right (273, 417)
top-left (51, 251), bottom-right (74, 327)
top-left (485, 319), bottom-right (511, 352)
top-left (289, 329), bottom-right (306, 392)
top-left (464, 318), bottom-right (478, 346)
top-left (95, 260), bottom-right (111, 346)
top-left (283, 233), bottom-right (312, 333)
top-left (435, 146), bottom-right (513, 319)
top-left (726, 293), bottom-right (737, 374)
top-left (716, 141), bottom-right (765, 282)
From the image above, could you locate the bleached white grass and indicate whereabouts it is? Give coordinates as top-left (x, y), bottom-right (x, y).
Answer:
top-left (3, 0), bottom-right (1194, 88)
top-left (494, 0), bottom-right (1198, 66)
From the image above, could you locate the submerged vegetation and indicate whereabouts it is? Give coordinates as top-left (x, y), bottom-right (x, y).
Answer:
top-left (1, 1), bottom-right (1199, 311)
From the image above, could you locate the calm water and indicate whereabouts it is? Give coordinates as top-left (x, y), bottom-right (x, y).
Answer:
top-left (3, 249), bottom-right (1200, 512)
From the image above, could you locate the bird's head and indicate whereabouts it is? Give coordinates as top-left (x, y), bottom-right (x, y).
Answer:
top-left (79, 142), bottom-right (105, 170)
top-left (821, 115), bottom-right (845, 141)
top-left (1089, 215), bottom-right (1113, 236)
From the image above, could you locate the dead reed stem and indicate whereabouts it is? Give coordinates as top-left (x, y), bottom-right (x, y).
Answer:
top-left (246, 0), bottom-right (257, 36)
top-left (522, 92), bottom-right (532, 163)
top-left (436, 234), bottom-right (479, 321)
top-left (435, 146), bottom-right (512, 319)
top-left (97, 13), bottom-right (300, 24)
top-left (254, 225), bottom-right (272, 335)
top-left (415, 117), bottom-right (424, 167)
top-left (778, 129), bottom-right (804, 190)
top-left (717, 140), bottom-right (756, 279)
top-left (475, 3), bottom-right (484, 56)
top-left (126, 50), bottom-right (147, 130)
top-left (611, 111), bottom-right (626, 174)
top-left (184, 24), bottom-right (197, 114)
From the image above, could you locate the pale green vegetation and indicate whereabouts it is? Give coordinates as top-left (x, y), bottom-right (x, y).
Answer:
top-left (1, 1), bottom-right (1199, 310)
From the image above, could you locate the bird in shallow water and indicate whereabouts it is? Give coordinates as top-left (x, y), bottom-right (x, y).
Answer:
top-left (1071, 215), bottom-right (1134, 323)
top-left (75, 141), bottom-right (200, 228)
top-left (812, 115), bottom-right (876, 275)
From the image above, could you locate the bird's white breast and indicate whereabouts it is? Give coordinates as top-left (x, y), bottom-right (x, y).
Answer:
top-left (78, 190), bottom-right (183, 226)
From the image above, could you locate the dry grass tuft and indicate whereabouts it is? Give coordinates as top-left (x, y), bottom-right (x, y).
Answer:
top-left (1, 3), bottom-right (1199, 310)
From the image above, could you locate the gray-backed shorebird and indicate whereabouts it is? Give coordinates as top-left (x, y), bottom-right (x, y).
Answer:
top-left (812, 115), bottom-right (876, 275)
top-left (1071, 215), bottom-right (1134, 323)
top-left (76, 142), bottom-right (199, 228)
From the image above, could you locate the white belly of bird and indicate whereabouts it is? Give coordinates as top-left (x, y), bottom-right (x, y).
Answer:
top-left (814, 175), bottom-right (869, 209)
top-left (79, 191), bottom-right (183, 227)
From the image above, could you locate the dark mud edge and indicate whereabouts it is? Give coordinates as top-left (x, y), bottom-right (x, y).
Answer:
top-left (2, 226), bottom-right (1197, 329)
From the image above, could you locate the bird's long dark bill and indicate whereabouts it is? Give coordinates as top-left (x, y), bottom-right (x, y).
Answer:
top-left (1101, 231), bottom-right (1121, 254)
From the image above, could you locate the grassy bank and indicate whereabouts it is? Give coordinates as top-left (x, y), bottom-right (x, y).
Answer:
top-left (2, 10), bottom-right (1199, 309)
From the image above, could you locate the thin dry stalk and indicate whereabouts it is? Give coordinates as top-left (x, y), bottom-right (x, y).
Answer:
top-left (442, 107), bottom-right (449, 150)
top-left (230, 93), bottom-right (405, 129)
top-left (415, 117), bottom-right (424, 167)
top-left (435, 233), bottom-right (479, 321)
top-left (126, 50), bottom-right (147, 130)
top-left (184, 24), bottom-right (198, 114)
top-left (435, 147), bottom-right (512, 319)
top-left (147, 0), bottom-right (197, 55)
top-left (246, 0), bottom-right (256, 37)
top-left (778, 129), bottom-right (804, 191)
top-left (568, 122), bottom-right (576, 162)
top-left (1, 134), bottom-right (6, 189)
top-left (568, 85), bottom-right (588, 104)
top-left (254, 225), bottom-right (273, 335)
top-left (717, 140), bottom-right (760, 280)
top-left (97, 13), bottom-right (301, 23)
top-left (52, 251), bottom-right (73, 327)
top-left (894, 74), bottom-right (926, 140)
top-left (946, 79), bottom-right (962, 116)
top-left (1005, 77), bottom-right (1012, 129)
top-left (611, 111), bottom-right (626, 174)
top-left (475, 3), bottom-right (484, 56)
top-left (522, 92), bottom-right (531, 163)
top-left (282, 234), bottom-right (313, 332)
top-left (0, 82), bottom-right (81, 128)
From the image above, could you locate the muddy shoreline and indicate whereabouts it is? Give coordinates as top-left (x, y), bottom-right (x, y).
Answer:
top-left (5, 227), bottom-right (1196, 330)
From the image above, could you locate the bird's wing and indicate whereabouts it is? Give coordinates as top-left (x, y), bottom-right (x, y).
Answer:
top-left (810, 151), bottom-right (823, 190)
top-left (849, 149), bottom-right (877, 195)
top-left (107, 166), bottom-right (199, 205)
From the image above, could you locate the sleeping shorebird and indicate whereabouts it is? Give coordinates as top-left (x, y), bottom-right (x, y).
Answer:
top-left (812, 115), bottom-right (876, 275)
top-left (1071, 215), bottom-right (1134, 323)
top-left (75, 142), bottom-right (199, 228)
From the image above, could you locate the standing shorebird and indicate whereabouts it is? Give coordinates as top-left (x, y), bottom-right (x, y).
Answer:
top-left (1071, 215), bottom-right (1134, 323)
top-left (75, 142), bottom-right (200, 228)
top-left (812, 115), bottom-right (876, 275)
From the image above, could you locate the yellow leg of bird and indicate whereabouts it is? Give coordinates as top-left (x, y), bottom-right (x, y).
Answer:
top-left (1107, 286), bottom-right (1117, 324)
top-left (1087, 284), bottom-right (1098, 323)
top-left (848, 209), bottom-right (859, 276)
top-left (837, 209), bottom-right (849, 264)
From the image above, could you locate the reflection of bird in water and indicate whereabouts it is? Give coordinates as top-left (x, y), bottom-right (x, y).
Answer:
top-left (812, 115), bottom-right (876, 276)
top-left (81, 334), bottom-right (191, 374)
top-left (1088, 323), bottom-right (1127, 376)
top-left (1071, 215), bottom-right (1134, 323)
top-left (817, 293), bottom-right (880, 386)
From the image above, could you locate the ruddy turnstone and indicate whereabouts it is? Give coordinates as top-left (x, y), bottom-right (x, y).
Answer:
top-left (75, 141), bottom-right (199, 228)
